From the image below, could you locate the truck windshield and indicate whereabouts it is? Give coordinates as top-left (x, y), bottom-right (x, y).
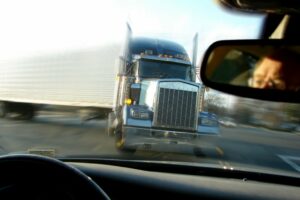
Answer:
top-left (138, 60), bottom-right (191, 80)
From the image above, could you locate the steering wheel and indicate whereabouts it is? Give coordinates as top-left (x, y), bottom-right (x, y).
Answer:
top-left (0, 154), bottom-right (110, 200)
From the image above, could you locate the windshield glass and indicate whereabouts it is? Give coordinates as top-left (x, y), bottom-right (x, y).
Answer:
top-left (1, 0), bottom-right (300, 179)
top-left (138, 60), bottom-right (191, 79)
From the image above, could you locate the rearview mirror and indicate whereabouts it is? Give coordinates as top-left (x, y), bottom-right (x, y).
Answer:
top-left (200, 40), bottom-right (300, 103)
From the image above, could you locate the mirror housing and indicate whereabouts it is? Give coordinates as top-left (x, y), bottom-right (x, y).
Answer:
top-left (200, 39), bottom-right (300, 103)
top-left (218, 0), bottom-right (300, 14)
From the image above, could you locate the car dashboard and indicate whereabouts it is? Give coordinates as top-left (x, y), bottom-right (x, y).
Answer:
top-left (68, 160), bottom-right (300, 200)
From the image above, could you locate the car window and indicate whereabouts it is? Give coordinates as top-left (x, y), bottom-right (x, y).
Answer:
top-left (1, 0), bottom-right (299, 178)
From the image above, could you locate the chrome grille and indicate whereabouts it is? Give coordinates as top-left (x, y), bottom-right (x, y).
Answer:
top-left (153, 87), bottom-right (198, 131)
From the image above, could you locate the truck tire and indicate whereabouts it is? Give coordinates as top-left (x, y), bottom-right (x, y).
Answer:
top-left (0, 102), bottom-right (7, 118)
top-left (21, 107), bottom-right (35, 120)
top-left (12, 104), bottom-right (35, 120)
top-left (2, 102), bottom-right (35, 120)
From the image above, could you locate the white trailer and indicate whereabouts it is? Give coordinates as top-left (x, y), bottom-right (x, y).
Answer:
top-left (0, 44), bottom-right (123, 119)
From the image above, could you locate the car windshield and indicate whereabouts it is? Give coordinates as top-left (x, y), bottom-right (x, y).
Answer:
top-left (1, 0), bottom-right (299, 179)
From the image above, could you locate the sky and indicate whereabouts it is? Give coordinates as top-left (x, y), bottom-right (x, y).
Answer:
top-left (0, 0), bottom-right (264, 60)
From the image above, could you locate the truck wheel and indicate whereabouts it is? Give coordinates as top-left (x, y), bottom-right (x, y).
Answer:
top-left (115, 131), bottom-right (136, 154)
top-left (0, 102), bottom-right (7, 118)
top-left (21, 108), bottom-right (35, 120)
top-left (16, 104), bottom-right (35, 120)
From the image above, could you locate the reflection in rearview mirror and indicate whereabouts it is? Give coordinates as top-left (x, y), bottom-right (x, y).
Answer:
top-left (204, 43), bottom-right (300, 92)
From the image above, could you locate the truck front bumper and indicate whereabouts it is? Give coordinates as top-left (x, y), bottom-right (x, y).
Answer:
top-left (122, 126), bottom-right (199, 149)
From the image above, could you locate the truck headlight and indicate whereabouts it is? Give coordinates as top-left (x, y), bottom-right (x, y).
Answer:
top-left (130, 107), bottom-right (151, 120)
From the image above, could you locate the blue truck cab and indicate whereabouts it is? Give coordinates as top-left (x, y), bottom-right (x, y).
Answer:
top-left (108, 34), bottom-right (220, 154)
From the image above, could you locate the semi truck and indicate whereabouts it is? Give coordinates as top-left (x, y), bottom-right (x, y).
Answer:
top-left (108, 26), bottom-right (220, 153)
top-left (0, 24), bottom-right (219, 154)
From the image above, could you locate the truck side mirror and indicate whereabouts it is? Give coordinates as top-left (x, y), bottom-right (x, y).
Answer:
top-left (118, 56), bottom-right (132, 74)
top-left (130, 83), bottom-right (141, 104)
top-left (190, 67), bottom-right (196, 82)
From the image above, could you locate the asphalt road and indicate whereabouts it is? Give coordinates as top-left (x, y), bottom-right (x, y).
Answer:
top-left (0, 111), bottom-right (299, 176)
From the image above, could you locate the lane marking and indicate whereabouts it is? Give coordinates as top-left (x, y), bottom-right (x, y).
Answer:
top-left (215, 147), bottom-right (224, 156)
top-left (278, 155), bottom-right (300, 172)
